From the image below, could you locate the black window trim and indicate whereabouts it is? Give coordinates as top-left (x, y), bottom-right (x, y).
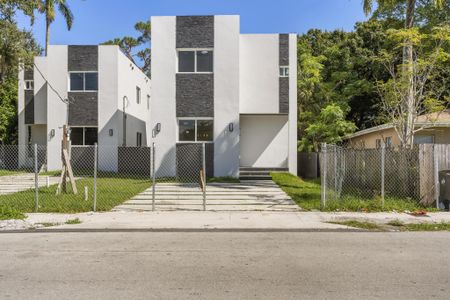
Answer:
top-left (69, 71), bottom-right (98, 92)
top-left (177, 118), bottom-right (214, 143)
top-left (177, 49), bottom-right (214, 74)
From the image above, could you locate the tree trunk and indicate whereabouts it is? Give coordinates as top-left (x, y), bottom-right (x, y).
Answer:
top-left (403, 0), bottom-right (416, 148)
top-left (45, 0), bottom-right (50, 56)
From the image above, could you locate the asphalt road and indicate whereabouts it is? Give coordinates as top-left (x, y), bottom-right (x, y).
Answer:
top-left (0, 231), bottom-right (449, 299)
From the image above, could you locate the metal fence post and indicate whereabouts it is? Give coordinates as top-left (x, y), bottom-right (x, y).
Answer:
top-left (202, 142), bottom-right (206, 211)
top-left (34, 144), bottom-right (39, 212)
top-left (334, 145), bottom-right (337, 200)
top-left (321, 143), bottom-right (327, 208)
top-left (381, 143), bottom-right (385, 208)
top-left (434, 144), bottom-right (439, 209)
top-left (93, 143), bottom-right (98, 212)
top-left (152, 142), bottom-right (156, 211)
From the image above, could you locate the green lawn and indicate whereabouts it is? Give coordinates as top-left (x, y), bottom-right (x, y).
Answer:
top-left (271, 172), bottom-right (434, 212)
top-left (0, 170), bottom-right (23, 177)
top-left (0, 176), bottom-right (151, 213)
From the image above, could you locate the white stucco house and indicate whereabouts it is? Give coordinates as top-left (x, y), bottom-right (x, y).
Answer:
top-left (18, 15), bottom-right (297, 178)
top-left (150, 15), bottom-right (297, 178)
top-left (18, 45), bottom-right (151, 172)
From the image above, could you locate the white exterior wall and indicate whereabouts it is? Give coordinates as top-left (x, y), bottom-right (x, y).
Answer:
top-left (98, 46), bottom-right (119, 171)
top-left (33, 57), bottom-right (48, 125)
top-left (46, 46), bottom-right (68, 171)
top-left (239, 34), bottom-right (280, 114)
top-left (240, 115), bottom-right (289, 168)
top-left (150, 16), bottom-right (177, 177)
top-left (213, 16), bottom-right (240, 177)
top-left (117, 49), bottom-right (151, 147)
top-left (288, 34), bottom-right (298, 175)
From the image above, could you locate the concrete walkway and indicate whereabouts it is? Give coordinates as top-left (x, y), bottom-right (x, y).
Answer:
top-left (7, 211), bottom-right (449, 231)
top-left (0, 174), bottom-right (59, 195)
top-left (113, 180), bottom-right (300, 212)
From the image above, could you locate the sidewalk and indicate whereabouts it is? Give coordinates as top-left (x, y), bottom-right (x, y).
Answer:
top-left (1, 211), bottom-right (448, 231)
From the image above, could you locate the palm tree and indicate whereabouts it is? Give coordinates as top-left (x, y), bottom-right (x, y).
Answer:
top-left (363, 0), bottom-right (443, 147)
top-left (37, 0), bottom-right (74, 56)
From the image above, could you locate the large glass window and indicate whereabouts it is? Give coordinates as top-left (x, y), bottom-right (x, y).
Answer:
top-left (178, 119), bottom-right (213, 142)
top-left (178, 51), bottom-right (195, 72)
top-left (179, 120), bottom-right (195, 141)
top-left (70, 127), bottom-right (98, 145)
top-left (196, 50), bottom-right (213, 72)
top-left (70, 73), bottom-right (84, 91)
top-left (85, 73), bottom-right (98, 91)
top-left (69, 72), bottom-right (98, 91)
top-left (197, 120), bottom-right (213, 141)
top-left (178, 50), bottom-right (213, 73)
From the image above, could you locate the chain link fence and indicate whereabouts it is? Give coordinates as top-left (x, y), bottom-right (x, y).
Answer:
top-left (0, 143), bottom-right (209, 214)
top-left (320, 143), bottom-right (447, 209)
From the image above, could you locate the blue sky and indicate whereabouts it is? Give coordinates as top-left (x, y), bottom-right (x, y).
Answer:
top-left (16, 0), bottom-right (369, 46)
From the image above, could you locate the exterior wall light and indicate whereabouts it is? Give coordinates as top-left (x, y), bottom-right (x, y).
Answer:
top-left (109, 129), bottom-right (114, 136)
top-left (49, 129), bottom-right (55, 138)
top-left (229, 123), bottom-right (234, 132)
top-left (156, 123), bottom-right (161, 133)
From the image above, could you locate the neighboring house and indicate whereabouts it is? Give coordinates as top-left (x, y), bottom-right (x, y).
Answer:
top-left (150, 15), bottom-right (297, 178)
top-left (345, 111), bottom-right (450, 149)
top-left (18, 15), bottom-right (297, 178)
top-left (18, 45), bottom-right (151, 171)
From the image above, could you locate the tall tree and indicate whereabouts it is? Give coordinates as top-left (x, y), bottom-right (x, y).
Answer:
top-left (103, 20), bottom-right (152, 77)
top-left (37, 0), bottom-right (74, 56)
top-left (363, 0), bottom-right (444, 147)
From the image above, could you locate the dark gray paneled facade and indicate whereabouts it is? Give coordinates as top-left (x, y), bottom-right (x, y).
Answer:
top-left (176, 74), bottom-right (214, 117)
top-left (68, 92), bottom-right (98, 126)
top-left (68, 46), bottom-right (98, 126)
top-left (279, 34), bottom-right (289, 66)
top-left (279, 34), bottom-right (290, 114)
top-left (24, 68), bottom-right (34, 80)
top-left (176, 143), bottom-right (214, 178)
top-left (68, 46), bottom-right (98, 71)
top-left (24, 90), bottom-right (34, 124)
top-left (279, 77), bottom-right (289, 114)
top-left (118, 147), bottom-right (151, 176)
top-left (176, 16), bottom-right (214, 48)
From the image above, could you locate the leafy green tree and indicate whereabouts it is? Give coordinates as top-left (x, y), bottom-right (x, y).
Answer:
top-left (363, 0), bottom-right (445, 147)
top-left (299, 104), bottom-right (357, 152)
top-left (103, 21), bottom-right (152, 77)
top-left (36, 0), bottom-right (74, 55)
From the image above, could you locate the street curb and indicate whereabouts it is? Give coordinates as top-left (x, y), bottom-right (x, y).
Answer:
top-left (0, 227), bottom-right (369, 233)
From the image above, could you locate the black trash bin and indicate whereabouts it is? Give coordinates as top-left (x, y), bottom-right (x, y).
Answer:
top-left (438, 170), bottom-right (450, 211)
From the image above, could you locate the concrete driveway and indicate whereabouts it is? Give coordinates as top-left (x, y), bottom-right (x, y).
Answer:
top-left (0, 174), bottom-right (59, 195)
top-left (114, 180), bottom-right (300, 212)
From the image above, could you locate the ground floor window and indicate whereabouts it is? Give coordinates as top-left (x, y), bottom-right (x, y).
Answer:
top-left (136, 132), bottom-right (142, 147)
top-left (70, 127), bottom-right (98, 145)
top-left (178, 119), bottom-right (213, 142)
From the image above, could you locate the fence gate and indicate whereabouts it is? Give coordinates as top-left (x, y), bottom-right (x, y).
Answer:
top-left (152, 143), bottom-right (210, 211)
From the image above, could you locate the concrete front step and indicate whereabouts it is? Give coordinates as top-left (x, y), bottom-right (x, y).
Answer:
top-left (239, 167), bottom-right (288, 172)
top-left (239, 176), bottom-right (272, 180)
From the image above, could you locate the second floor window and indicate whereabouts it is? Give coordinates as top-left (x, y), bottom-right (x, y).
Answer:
top-left (280, 66), bottom-right (289, 77)
top-left (70, 72), bottom-right (98, 91)
top-left (25, 80), bottom-right (34, 90)
top-left (136, 86), bottom-right (141, 104)
top-left (178, 50), bottom-right (213, 73)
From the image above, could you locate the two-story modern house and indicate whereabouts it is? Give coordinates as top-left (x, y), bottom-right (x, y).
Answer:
top-left (150, 15), bottom-right (297, 178)
top-left (18, 45), bottom-right (151, 171)
top-left (18, 15), bottom-right (297, 178)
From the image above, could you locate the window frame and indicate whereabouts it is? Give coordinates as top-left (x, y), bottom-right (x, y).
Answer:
top-left (384, 136), bottom-right (393, 148)
top-left (25, 80), bottom-right (34, 90)
top-left (136, 86), bottom-right (141, 104)
top-left (177, 117), bottom-right (214, 143)
top-left (68, 71), bottom-right (99, 92)
top-left (177, 49), bottom-right (214, 74)
top-left (69, 126), bottom-right (98, 146)
top-left (279, 66), bottom-right (289, 77)
top-left (147, 94), bottom-right (150, 110)
top-left (136, 132), bottom-right (143, 147)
